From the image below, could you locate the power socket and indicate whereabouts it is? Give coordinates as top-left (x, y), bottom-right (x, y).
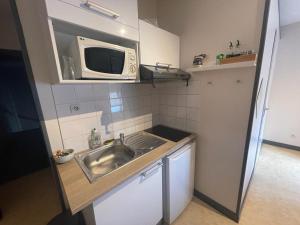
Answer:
top-left (70, 104), bottom-right (80, 113)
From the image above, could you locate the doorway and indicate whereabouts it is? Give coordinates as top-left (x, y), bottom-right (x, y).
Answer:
top-left (0, 49), bottom-right (62, 225)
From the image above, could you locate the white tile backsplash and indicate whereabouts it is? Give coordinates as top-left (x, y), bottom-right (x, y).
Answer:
top-left (52, 83), bottom-right (157, 152)
top-left (176, 107), bottom-right (187, 119)
top-left (109, 83), bottom-right (122, 99)
top-left (186, 80), bottom-right (201, 94)
top-left (177, 95), bottom-right (187, 107)
top-left (51, 80), bottom-right (201, 153)
top-left (92, 84), bottom-right (109, 99)
top-left (167, 106), bottom-right (177, 117)
top-left (157, 81), bottom-right (201, 133)
top-left (187, 108), bottom-right (200, 121)
top-left (60, 120), bottom-right (85, 140)
top-left (75, 84), bottom-right (95, 102)
top-left (166, 95), bottom-right (177, 106)
top-left (95, 99), bottom-right (111, 113)
top-left (52, 85), bottom-right (77, 105)
top-left (160, 105), bottom-right (168, 116)
top-left (63, 135), bottom-right (89, 153)
top-left (187, 95), bottom-right (200, 108)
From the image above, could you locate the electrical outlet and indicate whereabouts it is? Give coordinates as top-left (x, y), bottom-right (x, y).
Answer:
top-left (70, 104), bottom-right (80, 113)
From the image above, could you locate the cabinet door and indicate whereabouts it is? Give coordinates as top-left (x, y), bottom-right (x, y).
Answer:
top-left (45, 0), bottom-right (139, 41)
top-left (139, 20), bottom-right (180, 68)
top-left (93, 161), bottom-right (163, 225)
top-left (86, 0), bottom-right (138, 29)
top-left (165, 143), bottom-right (195, 224)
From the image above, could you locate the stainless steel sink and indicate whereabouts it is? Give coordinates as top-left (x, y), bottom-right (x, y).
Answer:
top-left (75, 132), bottom-right (166, 183)
top-left (75, 143), bottom-right (135, 182)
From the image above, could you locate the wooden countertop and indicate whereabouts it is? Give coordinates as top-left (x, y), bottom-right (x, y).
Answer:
top-left (56, 133), bottom-right (196, 215)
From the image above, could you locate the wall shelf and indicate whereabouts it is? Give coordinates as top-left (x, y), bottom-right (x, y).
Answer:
top-left (185, 61), bottom-right (256, 73)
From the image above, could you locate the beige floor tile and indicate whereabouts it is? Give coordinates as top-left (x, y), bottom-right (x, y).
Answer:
top-left (172, 144), bottom-right (300, 225)
top-left (0, 169), bottom-right (62, 225)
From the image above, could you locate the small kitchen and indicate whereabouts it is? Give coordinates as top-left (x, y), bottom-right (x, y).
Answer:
top-left (5, 0), bottom-right (279, 225)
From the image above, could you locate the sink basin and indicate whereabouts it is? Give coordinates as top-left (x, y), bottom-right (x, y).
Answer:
top-left (124, 132), bottom-right (167, 156)
top-left (75, 132), bottom-right (167, 183)
top-left (75, 143), bottom-right (135, 182)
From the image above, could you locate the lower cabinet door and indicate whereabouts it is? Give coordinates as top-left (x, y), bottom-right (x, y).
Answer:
top-left (165, 142), bottom-right (195, 224)
top-left (92, 160), bottom-right (163, 225)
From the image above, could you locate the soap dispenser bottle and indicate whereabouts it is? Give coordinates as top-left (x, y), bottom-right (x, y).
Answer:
top-left (89, 128), bottom-right (102, 149)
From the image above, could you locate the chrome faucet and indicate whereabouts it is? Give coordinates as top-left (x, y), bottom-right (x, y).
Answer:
top-left (119, 133), bottom-right (125, 145)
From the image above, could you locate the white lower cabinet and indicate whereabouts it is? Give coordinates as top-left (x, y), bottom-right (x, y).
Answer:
top-left (83, 160), bottom-right (163, 225)
top-left (164, 142), bottom-right (195, 224)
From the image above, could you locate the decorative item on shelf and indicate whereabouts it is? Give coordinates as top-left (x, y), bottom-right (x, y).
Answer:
top-left (216, 53), bottom-right (225, 65)
top-left (221, 40), bottom-right (257, 64)
top-left (226, 40), bottom-right (241, 58)
top-left (221, 53), bottom-right (257, 64)
top-left (225, 40), bottom-right (243, 58)
top-left (54, 149), bottom-right (75, 164)
top-left (236, 40), bottom-right (241, 49)
top-left (193, 54), bottom-right (207, 66)
top-left (229, 41), bottom-right (234, 50)
top-left (89, 128), bottom-right (102, 149)
top-left (62, 56), bottom-right (76, 80)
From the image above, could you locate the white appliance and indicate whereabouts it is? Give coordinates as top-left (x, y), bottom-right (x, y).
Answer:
top-left (164, 142), bottom-right (195, 224)
top-left (69, 36), bottom-right (137, 80)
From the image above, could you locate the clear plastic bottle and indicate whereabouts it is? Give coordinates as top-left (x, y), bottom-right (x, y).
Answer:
top-left (89, 128), bottom-right (102, 149)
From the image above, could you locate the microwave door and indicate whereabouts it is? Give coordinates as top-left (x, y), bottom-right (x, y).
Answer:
top-left (83, 47), bottom-right (126, 79)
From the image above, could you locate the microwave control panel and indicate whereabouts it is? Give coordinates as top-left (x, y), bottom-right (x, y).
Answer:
top-left (127, 50), bottom-right (137, 77)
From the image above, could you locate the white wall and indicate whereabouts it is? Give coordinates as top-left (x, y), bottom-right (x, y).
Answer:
top-left (279, 0), bottom-right (300, 26)
top-left (156, 0), bottom-right (265, 212)
top-left (157, 0), bottom-right (265, 68)
top-left (264, 22), bottom-right (300, 147)
top-left (138, 0), bottom-right (158, 25)
top-left (0, 0), bottom-right (20, 50)
top-left (156, 69), bottom-right (255, 211)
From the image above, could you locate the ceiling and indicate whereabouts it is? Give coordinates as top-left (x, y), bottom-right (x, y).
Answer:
top-left (279, 0), bottom-right (300, 26)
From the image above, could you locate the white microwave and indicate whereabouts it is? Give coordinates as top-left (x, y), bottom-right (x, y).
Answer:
top-left (69, 36), bottom-right (137, 80)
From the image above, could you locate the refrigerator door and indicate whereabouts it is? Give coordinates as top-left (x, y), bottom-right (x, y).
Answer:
top-left (164, 142), bottom-right (195, 224)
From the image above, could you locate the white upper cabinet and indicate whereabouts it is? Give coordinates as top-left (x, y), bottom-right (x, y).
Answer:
top-left (45, 0), bottom-right (139, 41)
top-left (139, 20), bottom-right (180, 68)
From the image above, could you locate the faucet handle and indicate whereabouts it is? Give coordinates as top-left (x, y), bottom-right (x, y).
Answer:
top-left (120, 133), bottom-right (125, 144)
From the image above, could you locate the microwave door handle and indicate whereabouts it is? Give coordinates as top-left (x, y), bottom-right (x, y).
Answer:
top-left (84, 0), bottom-right (120, 19)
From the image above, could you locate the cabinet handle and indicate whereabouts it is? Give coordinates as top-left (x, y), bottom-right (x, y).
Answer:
top-left (141, 162), bottom-right (162, 181)
top-left (84, 0), bottom-right (120, 19)
top-left (156, 62), bottom-right (172, 69)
